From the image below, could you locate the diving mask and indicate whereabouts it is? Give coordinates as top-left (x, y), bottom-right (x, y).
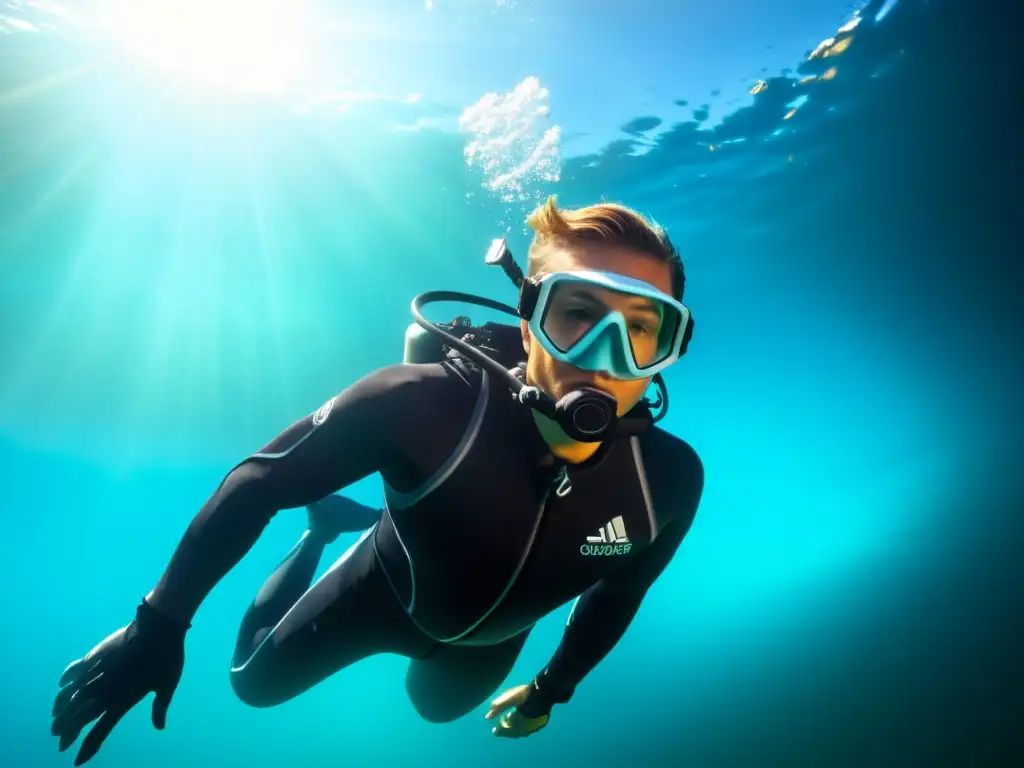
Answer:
top-left (518, 270), bottom-right (692, 381)
top-left (410, 239), bottom-right (691, 443)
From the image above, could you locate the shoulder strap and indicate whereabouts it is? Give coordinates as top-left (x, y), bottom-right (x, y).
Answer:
top-left (442, 355), bottom-right (479, 386)
top-left (445, 322), bottom-right (525, 371)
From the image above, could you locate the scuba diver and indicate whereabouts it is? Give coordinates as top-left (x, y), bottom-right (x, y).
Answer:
top-left (50, 195), bottom-right (705, 766)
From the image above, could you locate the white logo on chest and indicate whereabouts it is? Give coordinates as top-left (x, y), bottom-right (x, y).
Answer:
top-left (580, 515), bottom-right (631, 556)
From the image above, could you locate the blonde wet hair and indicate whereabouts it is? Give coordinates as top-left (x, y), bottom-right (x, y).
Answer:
top-left (525, 195), bottom-right (685, 299)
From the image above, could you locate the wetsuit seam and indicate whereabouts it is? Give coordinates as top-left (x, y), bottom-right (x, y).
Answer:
top-left (377, 497), bottom-right (418, 612)
top-left (630, 437), bottom-right (659, 542)
top-left (248, 412), bottom-right (323, 462)
top-left (439, 486), bottom-right (553, 643)
top-left (374, 368), bottom-right (558, 644)
top-left (373, 369), bottom-right (490, 634)
top-left (371, 520), bottom-right (466, 645)
top-left (566, 595), bottom-right (581, 627)
top-left (383, 370), bottom-right (491, 510)
top-left (374, 459), bottom-right (554, 645)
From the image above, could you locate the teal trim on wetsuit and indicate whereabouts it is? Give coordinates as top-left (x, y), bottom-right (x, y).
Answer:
top-left (146, 358), bottom-right (704, 712)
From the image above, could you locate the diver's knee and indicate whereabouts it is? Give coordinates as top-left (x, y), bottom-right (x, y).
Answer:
top-left (229, 667), bottom-right (282, 709)
top-left (413, 702), bottom-right (465, 724)
top-left (406, 683), bottom-right (474, 723)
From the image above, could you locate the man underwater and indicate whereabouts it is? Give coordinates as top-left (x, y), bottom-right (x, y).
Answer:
top-left (51, 196), bottom-right (705, 766)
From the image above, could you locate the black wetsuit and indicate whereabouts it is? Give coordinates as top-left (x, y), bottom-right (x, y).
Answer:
top-left (146, 358), bottom-right (704, 723)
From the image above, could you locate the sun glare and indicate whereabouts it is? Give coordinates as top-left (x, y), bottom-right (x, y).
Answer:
top-left (103, 0), bottom-right (310, 94)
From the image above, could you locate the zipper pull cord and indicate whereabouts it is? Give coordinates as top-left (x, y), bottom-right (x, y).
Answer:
top-left (554, 465), bottom-right (572, 498)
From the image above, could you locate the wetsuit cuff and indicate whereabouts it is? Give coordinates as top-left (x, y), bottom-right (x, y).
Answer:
top-left (517, 681), bottom-right (555, 719)
top-left (139, 597), bottom-right (192, 634)
top-left (526, 670), bottom-right (575, 713)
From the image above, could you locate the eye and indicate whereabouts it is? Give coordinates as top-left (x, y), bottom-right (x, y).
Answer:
top-left (629, 321), bottom-right (653, 336)
top-left (566, 308), bottom-right (594, 322)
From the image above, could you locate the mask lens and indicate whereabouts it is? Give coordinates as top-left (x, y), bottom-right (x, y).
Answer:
top-left (643, 304), bottom-right (682, 368)
top-left (541, 282), bottom-right (608, 353)
top-left (540, 279), bottom-right (682, 370)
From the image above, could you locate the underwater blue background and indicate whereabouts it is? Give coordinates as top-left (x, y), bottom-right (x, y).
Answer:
top-left (1, 0), bottom-right (1021, 766)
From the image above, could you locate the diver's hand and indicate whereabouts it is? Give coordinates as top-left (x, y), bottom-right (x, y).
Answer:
top-left (486, 683), bottom-right (551, 739)
top-left (51, 599), bottom-right (188, 766)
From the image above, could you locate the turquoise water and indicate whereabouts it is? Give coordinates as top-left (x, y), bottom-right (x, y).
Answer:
top-left (2, 0), bottom-right (1021, 766)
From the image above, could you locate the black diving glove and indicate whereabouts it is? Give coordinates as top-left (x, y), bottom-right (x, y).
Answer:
top-left (51, 598), bottom-right (189, 766)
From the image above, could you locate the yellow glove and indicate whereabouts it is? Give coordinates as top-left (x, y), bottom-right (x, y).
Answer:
top-left (485, 684), bottom-right (550, 739)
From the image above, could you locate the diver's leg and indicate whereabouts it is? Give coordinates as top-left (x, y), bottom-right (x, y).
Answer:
top-left (231, 526), bottom-right (432, 708)
top-left (232, 499), bottom-right (382, 662)
top-left (405, 628), bottom-right (533, 723)
top-left (232, 532), bottom-right (325, 663)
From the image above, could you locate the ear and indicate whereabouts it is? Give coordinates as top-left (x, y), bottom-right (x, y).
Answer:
top-left (520, 318), bottom-right (531, 356)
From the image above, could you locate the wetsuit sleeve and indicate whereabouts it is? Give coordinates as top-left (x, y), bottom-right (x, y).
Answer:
top-left (145, 363), bottom-right (439, 626)
top-left (525, 446), bottom-right (704, 713)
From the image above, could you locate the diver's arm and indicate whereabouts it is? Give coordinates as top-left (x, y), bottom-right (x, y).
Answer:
top-left (523, 453), bottom-right (704, 714)
top-left (145, 364), bottom-right (424, 626)
top-left (523, 521), bottom-right (689, 712)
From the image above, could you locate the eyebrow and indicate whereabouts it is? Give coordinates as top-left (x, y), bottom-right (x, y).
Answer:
top-left (564, 289), bottom-right (663, 317)
top-left (625, 301), bottom-right (662, 318)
